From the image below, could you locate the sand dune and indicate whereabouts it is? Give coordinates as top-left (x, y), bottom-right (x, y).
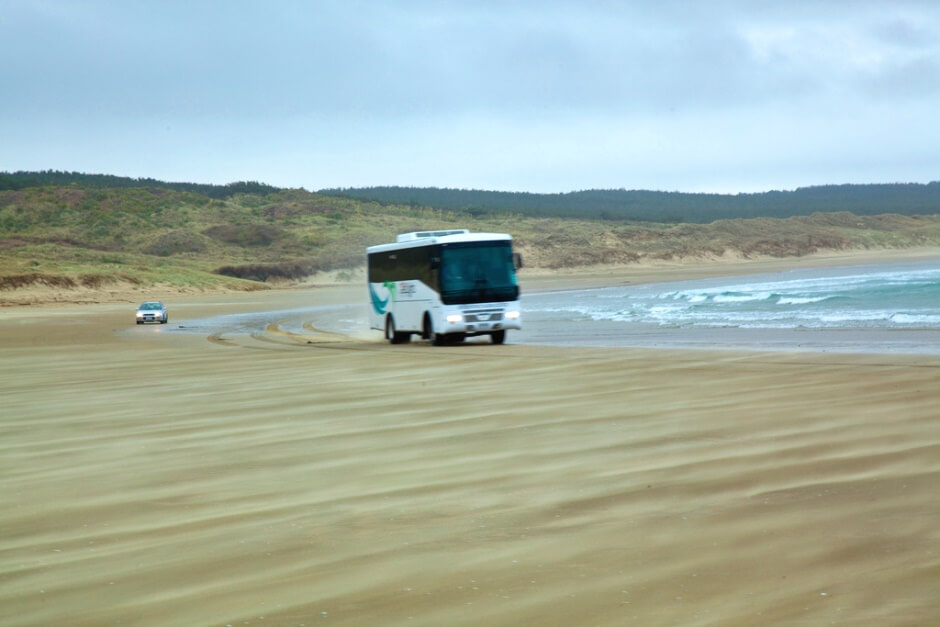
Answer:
top-left (1, 269), bottom-right (938, 626)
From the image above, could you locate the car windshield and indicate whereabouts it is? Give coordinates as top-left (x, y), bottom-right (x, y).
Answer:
top-left (139, 303), bottom-right (163, 310)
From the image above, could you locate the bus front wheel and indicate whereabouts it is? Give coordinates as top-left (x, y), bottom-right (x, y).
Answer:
top-left (385, 315), bottom-right (410, 344)
top-left (424, 314), bottom-right (445, 346)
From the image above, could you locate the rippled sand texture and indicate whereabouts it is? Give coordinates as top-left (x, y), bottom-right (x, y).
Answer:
top-left (2, 300), bottom-right (938, 626)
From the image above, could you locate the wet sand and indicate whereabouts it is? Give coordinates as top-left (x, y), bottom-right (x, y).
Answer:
top-left (2, 258), bottom-right (939, 626)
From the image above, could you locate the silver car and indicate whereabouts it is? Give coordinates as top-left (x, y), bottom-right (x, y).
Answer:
top-left (136, 301), bottom-right (168, 324)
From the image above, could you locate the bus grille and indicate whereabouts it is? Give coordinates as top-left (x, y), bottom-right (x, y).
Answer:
top-left (463, 311), bottom-right (503, 322)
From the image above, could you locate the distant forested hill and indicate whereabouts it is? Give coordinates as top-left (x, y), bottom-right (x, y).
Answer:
top-left (7, 173), bottom-right (939, 223)
top-left (319, 183), bottom-right (940, 223)
top-left (0, 170), bottom-right (279, 199)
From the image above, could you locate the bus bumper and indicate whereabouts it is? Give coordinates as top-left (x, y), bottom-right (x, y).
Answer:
top-left (443, 309), bottom-right (522, 335)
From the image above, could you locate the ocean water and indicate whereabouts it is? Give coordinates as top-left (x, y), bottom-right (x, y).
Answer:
top-left (525, 261), bottom-right (940, 330)
top-left (160, 260), bottom-right (940, 354)
top-left (520, 260), bottom-right (940, 353)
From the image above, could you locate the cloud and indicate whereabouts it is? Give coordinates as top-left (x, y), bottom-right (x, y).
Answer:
top-left (1, 0), bottom-right (938, 192)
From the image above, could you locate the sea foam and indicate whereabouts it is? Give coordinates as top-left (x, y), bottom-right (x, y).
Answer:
top-left (524, 261), bottom-right (940, 331)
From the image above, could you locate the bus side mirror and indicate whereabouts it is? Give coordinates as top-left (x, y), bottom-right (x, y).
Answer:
top-left (513, 252), bottom-right (523, 269)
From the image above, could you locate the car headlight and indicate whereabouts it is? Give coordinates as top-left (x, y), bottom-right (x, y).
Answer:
top-left (446, 314), bottom-right (463, 324)
top-left (504, 310), bottom-right (520, 320)
top-left (136, 312), bottom-right (144, 317)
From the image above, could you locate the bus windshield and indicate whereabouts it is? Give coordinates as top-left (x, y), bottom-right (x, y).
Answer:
top-left (439, 241), bottom-right (519, 305)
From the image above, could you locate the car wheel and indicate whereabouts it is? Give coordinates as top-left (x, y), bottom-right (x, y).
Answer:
top-left (491, 330), bottom-right (506, 344)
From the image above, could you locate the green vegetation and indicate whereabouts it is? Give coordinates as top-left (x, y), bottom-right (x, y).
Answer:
top-left (320, 183), bottom-right (940, 223)
top-left (2, 171), bottom-right (940, 297)
top-left (0, 170), bottom-right (278, 199)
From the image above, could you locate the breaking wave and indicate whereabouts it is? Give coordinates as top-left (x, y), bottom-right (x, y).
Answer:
top-left (525, 261), bottom-right (940, 330)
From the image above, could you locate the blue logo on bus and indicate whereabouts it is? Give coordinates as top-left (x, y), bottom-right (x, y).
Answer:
top-left (370, 281), bottom-right (395, 314)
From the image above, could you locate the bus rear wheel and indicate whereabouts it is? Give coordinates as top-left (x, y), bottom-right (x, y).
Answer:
top-left (385, 315), bottom-right (410, 344)
top-left (491, 330), bottom-right (506, 344)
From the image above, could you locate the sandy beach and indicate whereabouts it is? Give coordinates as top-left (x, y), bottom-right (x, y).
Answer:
top-left (2, 252), bottom-right (939, 626)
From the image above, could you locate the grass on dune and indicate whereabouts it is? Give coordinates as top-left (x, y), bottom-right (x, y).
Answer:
top-left (2, 186), bottom-right (940, 294)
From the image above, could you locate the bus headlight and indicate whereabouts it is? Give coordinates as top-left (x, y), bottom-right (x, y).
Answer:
top-left (446, 314), bottom-right (463, 324)
top-left (504, 310), bottom-right (520, 320)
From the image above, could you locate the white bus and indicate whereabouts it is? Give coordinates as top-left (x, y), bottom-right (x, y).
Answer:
top-left (367, 229), bottom-right (522, 345)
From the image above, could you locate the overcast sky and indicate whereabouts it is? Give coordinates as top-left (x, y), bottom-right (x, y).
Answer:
top-left (2, 1), bottom-right (938, 193)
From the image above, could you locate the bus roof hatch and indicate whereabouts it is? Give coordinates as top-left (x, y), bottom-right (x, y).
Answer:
top-left (396, 229), bottom-right (470, 242)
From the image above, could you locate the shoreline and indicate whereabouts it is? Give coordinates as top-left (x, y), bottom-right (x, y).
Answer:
top-left (2, 246), bottom-right (938, 309)
top-left (2, 247), bottom-right (936, 356)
